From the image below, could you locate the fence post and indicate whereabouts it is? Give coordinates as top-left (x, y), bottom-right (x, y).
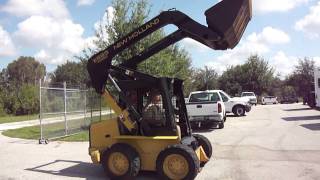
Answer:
top-left (64, 82), bottom-right (68, 135)
top-left (39, 79), bottom-right (43, 141)
top-left (84, 89), bottom-right (87, 125)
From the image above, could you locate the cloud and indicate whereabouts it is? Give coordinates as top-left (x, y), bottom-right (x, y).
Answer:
top-left (181, 26), bottom-right (289, 55)
top-left (77, 0), bottom-right (95, 6)
top-left (180, 38), bottom-right (211, 52)
top-left (13, 16), bottom-right (94, 64)
top-left (0, 25), bottom-right (16, 57)
top-left (247, 26), bottom-right (290, 44)
top-left (94, 6), bottom-right (115, 42)
top-left (269, 53), bottom-right (320, 77)
top-left (0, 0), bottom-right (69, 19)
top-left (270, 51), bottom-right (298, 77)
top-left (295, 1), bottom-right (320, 38)
top-left (254, 0), bottom-right (309, 13)
top-left (205, 27), bottom-right (290, 74)
top-left (312, 56), bottom-right (320, 68)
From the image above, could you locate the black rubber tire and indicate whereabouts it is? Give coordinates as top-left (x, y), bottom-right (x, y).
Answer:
top-left (156, 144), bottom-right (200, 180)
top-left (233, 105), bottom-right (245, 116)
top-left (102, 143), bottom-right (140, 180)
top-left (193, 134), bottom-right (212, 167)
top-left (218, 121), bottom-right (224, 129)
top-left (207, 121), bottom-right (216, 128)
top-left (224, 113), bottom-right (227, 122)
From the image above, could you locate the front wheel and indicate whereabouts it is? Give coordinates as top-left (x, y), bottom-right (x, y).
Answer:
top-left (156, 144), bottom-right (200, 180)
top-left (193, 134), bottom-right (212, 167)
top-left (233, 105), bottom-right (245, 116)
top-left (218, 121), bottom-right (224, 129)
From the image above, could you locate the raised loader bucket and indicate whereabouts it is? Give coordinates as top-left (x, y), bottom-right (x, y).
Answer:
top-left (205, 0), bottom-right (252, 49)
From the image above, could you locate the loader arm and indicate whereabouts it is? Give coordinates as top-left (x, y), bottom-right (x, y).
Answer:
top-left (87, 0), bottom-right (252, 94)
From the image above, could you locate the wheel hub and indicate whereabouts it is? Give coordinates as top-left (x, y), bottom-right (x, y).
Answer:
top-left (237, 108), bottom-right (243, 115)
top-left (163, 154), bottom-right (189, 179)
top-left (108, 152), bottom-right (129, 176)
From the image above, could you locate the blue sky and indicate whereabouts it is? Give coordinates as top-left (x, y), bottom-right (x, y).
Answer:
top-left (0, 0), bottom-right (319, 77)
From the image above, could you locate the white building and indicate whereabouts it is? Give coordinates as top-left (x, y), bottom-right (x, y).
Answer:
top-left (315, 68), bottom-right (320, 108)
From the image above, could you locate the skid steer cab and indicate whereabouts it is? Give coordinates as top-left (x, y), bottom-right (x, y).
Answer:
top-left (87, 0), bottom-right (252, 179)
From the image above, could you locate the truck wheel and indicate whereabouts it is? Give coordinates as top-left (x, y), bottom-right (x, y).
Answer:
top-left (218, 121), bottom-right (224, 129)
top-left (102, 143), bottom-right (140, 179)
top-left (233, 105), bottom-right (245, 116)
top-left (156, 144), bottom-right (199, 180)
top-left (193, 134), bottom-right (212, 167)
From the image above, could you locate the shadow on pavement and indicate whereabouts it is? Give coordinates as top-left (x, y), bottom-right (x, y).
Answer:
top-left (226, 114), bottom-right (247, 117)
top-left (192, 126), bottom-right (216, 133)
top-left (25, 159), bottom-right (158, 180)
top-left (282, 115), bottom-right (320, 121)
top-left (226, 115), bottom-right (237, 117)
top-left (300, 123), bottom-right (320, 131)
top-left (284, 108), bottom-right (313, 112)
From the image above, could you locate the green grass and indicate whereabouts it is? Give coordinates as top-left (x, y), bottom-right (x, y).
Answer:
top-left (2, 125), bottom-right (40, 139)
top-left (1, 112), bottom-right (115, 141)
top-left (0, 114), bottom-right (39, 124)
top-left (57, 131), bottom-right (89, 141)
top-left (2, 125), bottom-right (89, 141)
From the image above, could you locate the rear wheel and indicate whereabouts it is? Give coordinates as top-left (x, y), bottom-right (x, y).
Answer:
top-left (102, 143), bottom-right (140, 179)
top-left (156, 144), bottom-right (199, 180)
top-left (193, 134), bottom-right (212, 167)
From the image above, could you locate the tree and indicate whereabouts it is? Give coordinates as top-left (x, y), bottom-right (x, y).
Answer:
top-left (51, 61), bottom-right (89, 86)
top-left (281, 85), bottom-right (296, 98)
top-left (192, 66), bottom-right (218, 91)
top-left (218, 55), bottom-right (274, 96)
top-left (0, 57), bottom-right (45, 115)
top-left (82, 0), bottom-right (192, 91)
top-left (218, 65), bottom-right (243, 96)
top-left (6, 56), bottom-right (46, 85)
top-left (286, 57), bottom-right (315, 99)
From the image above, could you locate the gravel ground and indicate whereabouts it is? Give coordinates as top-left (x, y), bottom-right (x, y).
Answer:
top-left (0, 103), bottom-right (320, 180)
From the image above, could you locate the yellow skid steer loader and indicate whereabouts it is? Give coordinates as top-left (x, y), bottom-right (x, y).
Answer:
top-left (87, 0), bottom-right (252, 179)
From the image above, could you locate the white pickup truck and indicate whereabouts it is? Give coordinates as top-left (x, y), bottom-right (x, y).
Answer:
top-left (186, 90), bottom-right (226, 129)
top-left (220, 90), bottom-right (252, 116)
top-left (241, 91), bottom-right (257, 105)
top-left (186, 90), bottom-right (252, 128)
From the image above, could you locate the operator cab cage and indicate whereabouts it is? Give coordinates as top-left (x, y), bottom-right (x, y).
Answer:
top-left (87, 0), bottom-right (252, 136)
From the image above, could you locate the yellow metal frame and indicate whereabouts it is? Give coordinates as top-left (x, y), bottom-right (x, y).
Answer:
top-left (89, 118), bottom-right (181, 171)
top-left (102, 91), bottom-right (137, 132)
top-left (89, 118), bottom-right (209, 171)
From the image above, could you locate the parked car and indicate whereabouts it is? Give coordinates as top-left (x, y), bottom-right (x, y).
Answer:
top-left (280, 96), bottom-right (299, 104)
top-left (261, 96), bottom-right (278, 105)
top-left (241, 91), bottom-right (257, 105)
top-left (186, 91), bottom-right (226, 129)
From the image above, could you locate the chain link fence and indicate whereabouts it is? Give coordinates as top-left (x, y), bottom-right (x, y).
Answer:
top-left (39, 80), bottom-right (113, 143)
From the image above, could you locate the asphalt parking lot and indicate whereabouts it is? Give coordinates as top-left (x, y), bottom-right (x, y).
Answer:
top-left (0, 103), bottom-right (320, 180)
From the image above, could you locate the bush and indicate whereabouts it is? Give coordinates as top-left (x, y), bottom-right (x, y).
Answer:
top-left (0, 103), bottom-right (7, 116)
